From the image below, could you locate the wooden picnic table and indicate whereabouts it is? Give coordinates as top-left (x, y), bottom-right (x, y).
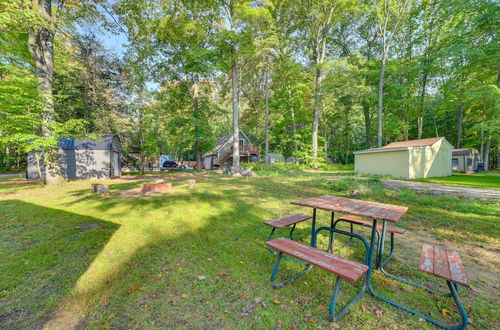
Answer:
top-left (290, 196), bottom-right (408, 308)
top-left (291, 195), bottom-right (408, 247)
top-left (266, 196), bottom-right (469, 328)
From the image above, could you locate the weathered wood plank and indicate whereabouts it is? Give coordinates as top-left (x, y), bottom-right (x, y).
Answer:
top-left (433, 246), bottom-right (451, 280)
top-left (418, 245), bottom-right (469, 287)
top-left (266, 238), bottom-right (368, 282)
top-left (264, 214), bottom-right (312, 229)
top-left (418, 244), bottom-right (434, 275)
top-left (446, 249), bottom-right (469, 287)
top-left (291, 196), bottom-right (408, 222)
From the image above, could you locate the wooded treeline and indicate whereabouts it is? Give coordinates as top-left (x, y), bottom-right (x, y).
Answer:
top-left (0, 0), bottom-right (498, 181)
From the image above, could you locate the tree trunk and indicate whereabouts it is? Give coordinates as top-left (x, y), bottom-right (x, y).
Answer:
top-left (192, 81), bottom-right (202, 170)
top-left (312, 66), bottom-right (322, 159)
top-left (231, 57), bottom-right (240, 168)
top-left (362, 102), bottom-right (372, 147)
top-left (377, 54), bottom-right (386, 147)
top-left (288, 88), bottom-right (298, 151)
top-left (484, 131), bottom-right (490, 170)
top-left (456, 102), bottom-right (463, 148)
top-left (418, 70), bottom-right (428, 139)
top-left (27, 0), bottom-right (63, 184)
top-left (264, 59), bottom-right (270, 166)
top-left (433, 115), bottom-right (439, 137)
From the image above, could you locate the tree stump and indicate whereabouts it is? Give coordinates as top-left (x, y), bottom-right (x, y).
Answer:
top-left (187, 179), bottom-right (196, 188)
top-left (141, 183), bottom-right (172, 193)
top-left (91, 184), bottom-right (110, 196)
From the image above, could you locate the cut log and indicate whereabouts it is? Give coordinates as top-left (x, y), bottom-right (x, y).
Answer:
top-left (91, 184), bottom-right (110, 196)
top-left (141, 183), bottom-right (172, 193)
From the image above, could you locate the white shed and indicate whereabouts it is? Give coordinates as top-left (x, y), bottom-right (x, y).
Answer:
top-left (353, 137), bottom-right (454, 179)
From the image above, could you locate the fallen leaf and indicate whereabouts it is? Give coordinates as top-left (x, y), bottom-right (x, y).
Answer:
top-left (180, 294), bottom-right (188, 298)
top-left (441, 308), bottom-right (452, 316)
top-left (319, 305), bottom-right (326, 311)
top-left (375, 309), bottom-right (383, 318)
top-left (207, 258), bottom-right (213, 262)
top-left (273, 299), bottom-right (280, 304)
top-left (197, 275), bottom-right (206, 280)
top-left (295, 297), bottom-right (303, 304)
top-left (331, 322), bottom-right (340, 329)
top-left (219, 271), bottom-right (228, 276)
top-left (276, 320), bottom-right (283, 328)
top-left (129, 285), bottom-right (140, 292)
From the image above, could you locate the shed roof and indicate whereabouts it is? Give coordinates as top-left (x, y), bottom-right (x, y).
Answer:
top-left (452, 148), bottom-right (476, 156)
top-left (58, 134), bottom-right (118, 150)
top-left (268, 153), bottom-right (284, 158)
top-left (353, 137), bottom-right (444, 155)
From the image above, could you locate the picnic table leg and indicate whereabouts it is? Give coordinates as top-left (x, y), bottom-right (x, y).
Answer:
top-left (310, 208), bottom-right (317, 247)
top-left (327, 212), bottom-right (335, 252)
top-left (269, 252), bottom-right (313, 289)
top-left (377, 221), bottom-right (387, 268)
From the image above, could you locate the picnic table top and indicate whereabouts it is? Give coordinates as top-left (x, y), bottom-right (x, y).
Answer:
top-left (291, 196), bottom-right (408, 222)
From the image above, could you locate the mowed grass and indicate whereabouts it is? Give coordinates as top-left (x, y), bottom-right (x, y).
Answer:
top-left (415, 172), bottom-right (500, 189)
top-left (0, 172), bottom-right (499, 329)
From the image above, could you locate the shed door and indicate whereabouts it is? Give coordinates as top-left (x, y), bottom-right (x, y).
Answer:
top-left (203, 156), bottom-right (212, 169)
top-left (112, 152), bottom-right (120, 177)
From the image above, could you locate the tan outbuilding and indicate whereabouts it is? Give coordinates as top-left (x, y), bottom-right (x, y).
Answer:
top-left (452, 148), bottom-right (481, 172)
top-left (353, 137), bottom-right (454, 179)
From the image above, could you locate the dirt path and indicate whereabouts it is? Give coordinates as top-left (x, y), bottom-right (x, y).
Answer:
top-left (381, 179), bottom-right (500, 199)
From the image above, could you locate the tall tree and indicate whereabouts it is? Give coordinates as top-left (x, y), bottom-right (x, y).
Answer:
top-left (374, 0), bottom-right (413, 147)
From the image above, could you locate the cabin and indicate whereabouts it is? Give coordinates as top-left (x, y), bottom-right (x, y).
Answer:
top-left (202, 131), bottom-right (259, 169)
top-left (452, 148), bottom-right (481, 172)
top-left (27, 134), bottom-right (121, 180)
top-left (353, 137), bottom-right (453, 179)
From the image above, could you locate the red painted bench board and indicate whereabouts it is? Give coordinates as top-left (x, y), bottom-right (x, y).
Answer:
top-left (418, 244), bottom-right (469, 287)
top-left (266, 238), bottom-right (368, 282)
top-left (264, 214), bottom-right (312, 229)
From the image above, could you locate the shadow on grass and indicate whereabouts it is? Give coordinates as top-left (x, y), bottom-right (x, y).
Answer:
top-left (0, 200), bottom-right (119, 329)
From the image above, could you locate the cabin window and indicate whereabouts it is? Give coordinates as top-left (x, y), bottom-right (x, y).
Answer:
top-left (467, 158), bottom-right (472, 166)
top-left (239, 139), bottom-right (244, 146)
top-left (452, 159), bottom-right (458, 167)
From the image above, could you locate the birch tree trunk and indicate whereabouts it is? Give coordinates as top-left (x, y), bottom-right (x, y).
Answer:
top-left (456, 102), bottom-right (463, 148)
top-left (362, 102), bottom-right (372, 147)
top-left (418, 70), bottom-right (428, 139)
top-left (264, 60), bottom-right (270, 166)
top-left (312, 66), bottom-right (322, 159)
top-left (192, 82), bottom-right (202, 170)
top-left (377, 53), bottom-right (386, 147)
top-left (484, 131), bottom-right (490, 170)
top-left (28, 0), bottom-right (64, 184)
top-left (231, 57), bottom-right (240, 167)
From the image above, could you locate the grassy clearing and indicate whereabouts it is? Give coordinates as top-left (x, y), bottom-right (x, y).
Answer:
top-left (0, 171), bottom-right (498, 329)
top-left (415, 172), bottom-right (500, 189)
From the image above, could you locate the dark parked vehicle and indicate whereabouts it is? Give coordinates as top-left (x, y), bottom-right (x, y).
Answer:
top-left (162, 160), bottom-right (179, 169)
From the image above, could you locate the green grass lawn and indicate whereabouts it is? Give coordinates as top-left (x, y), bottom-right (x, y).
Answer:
top-left (415, 172), bottom-right (500, 189)
top-left (0, 172), bottom-right (498, 329)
